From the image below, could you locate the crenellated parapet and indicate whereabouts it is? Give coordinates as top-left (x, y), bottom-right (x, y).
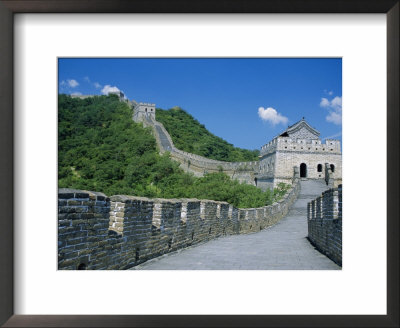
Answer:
top-left (132, 101), bottom-right (156, 123)
top-left (147, 116), bottom-right (259, 184)
top-left (307, 185), bottom-right (342, 266)
top-left (132, 104), bottom-right (342, 190)
top-left (258, 119), bottom-right (342, 190)
top-left (260, 136), bottom-right (341, 157)
top-left (58, 177), bottom-right (300, 270)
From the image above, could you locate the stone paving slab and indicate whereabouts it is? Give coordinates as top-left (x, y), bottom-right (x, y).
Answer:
top-left (133, 180), bottom-right (340, 270)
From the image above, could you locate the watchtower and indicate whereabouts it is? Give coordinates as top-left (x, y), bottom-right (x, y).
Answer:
top-left (132, 101), bottom-right (156, 123)
top-left (257, 118), bottom-right (342, 190)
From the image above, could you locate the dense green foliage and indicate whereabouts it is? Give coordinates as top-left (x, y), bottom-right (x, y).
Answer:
top-left (58, 95), bottom-right (287, 208)
top-left (156, 107), bottom-right (259, 162)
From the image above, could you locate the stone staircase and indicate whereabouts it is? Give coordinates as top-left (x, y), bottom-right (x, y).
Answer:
top-left (289, 179), bottom-right (329, 216)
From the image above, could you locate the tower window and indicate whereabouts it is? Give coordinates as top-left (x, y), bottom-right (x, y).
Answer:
top-left (317, 164), bottom-right (322, 172)
top-left (330, 164), bottom-right (335, 172)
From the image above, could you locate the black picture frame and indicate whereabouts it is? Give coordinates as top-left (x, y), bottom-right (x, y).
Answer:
top-left (0, 0), bottom-right (398, 327)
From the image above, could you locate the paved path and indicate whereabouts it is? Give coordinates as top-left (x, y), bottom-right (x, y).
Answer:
top-left (145, 116), bottom-right (173, 151)
top-left (133, 180), bottom-right (340, 270)
top-left (155, 125), bottom-right (173, 151)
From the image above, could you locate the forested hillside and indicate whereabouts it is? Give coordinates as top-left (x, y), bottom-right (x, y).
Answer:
top-left (58, 95), bottom-right (287, 208)
top-left (156, 107), bottom-right (259, 162)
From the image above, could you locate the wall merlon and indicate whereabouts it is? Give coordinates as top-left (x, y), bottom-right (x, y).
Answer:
top-left (307, 186), bottom-right (342, 266)
top-left (58, 180), bottom-right (300, 269)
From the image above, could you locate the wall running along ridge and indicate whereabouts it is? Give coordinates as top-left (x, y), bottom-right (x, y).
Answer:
top-left (143, 116), bottom-right (258, 184)
top-left (58, 177), bottom-right (300, 270)
top-left (307, 185), bottom-right (342, 266)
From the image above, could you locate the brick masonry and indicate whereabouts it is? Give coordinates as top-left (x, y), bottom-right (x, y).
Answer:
top-left (148, 117), bottom-right (258, 184)
top-left (137, 111), bottom-right (342, 190)
top-left (307, 185), bottom-right (342, 266)
top-left (58, 177), bottom-right (300, 270)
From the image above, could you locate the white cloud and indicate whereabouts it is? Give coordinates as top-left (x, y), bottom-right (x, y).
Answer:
top-left (320, 96), bottom-right (342, 125)
top-left (330, 96), bottom-right (342, 109)
top-left (258, 107), bottom-right (288, 125)
top-left (67, 79), bottom-right (79, 88)
top-left (326, 111), bottom-right (342, 125)
top-left (71, 92), bottom-right (82, 96)
top-left (83, 76), bottom-right (90, 83)
top-left (94, 82), bottom-right (102, 89)
top-left (328, 90), bottom-right (333, 96)
top-left (60, 80), bottom-right (66, 86)
top-left (320, 98), bottom-right (330, 107)
top-left (101, 85), bottom-right (121, 95)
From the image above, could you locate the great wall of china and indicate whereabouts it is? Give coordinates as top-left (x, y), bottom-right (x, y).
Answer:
top-left (58, 171), bottom-right (301, 270)
top-left (59, 95), bottom-right (342, 269)
top-left (142, 115), bottom-right (259, 184)
top-left (308, 185), bottom-right (342, 266)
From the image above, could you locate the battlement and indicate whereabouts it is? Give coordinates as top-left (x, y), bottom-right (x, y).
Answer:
top-left (132, 101), bottom-right (156, 123)
top-left (70, 93), bottom-right (128, 102)
top-left (260, 136), bottom-right (341, 157)
top-left (131, 104), bottom-right (341, 190)
top-left (58, 177), bottom-right (300, 269)
top-left (70, 94), bottom-right (95, 99)
top-left (138, 102), bottom-right (156, 107)
top-left (308, 185), bottom-right (342, 266)
top-left (147, 119), bottom-right (259, 184)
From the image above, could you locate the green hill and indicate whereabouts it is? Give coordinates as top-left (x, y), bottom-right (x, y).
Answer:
top-left (58, 94), bottom-right (287, 208)
top-left (156, 107), bottom-right (259, 162)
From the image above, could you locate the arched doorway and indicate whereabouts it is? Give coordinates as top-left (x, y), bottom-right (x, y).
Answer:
top-left (300, 163), bottom-right (307, 178)
top-left (330, 164), bottom-right (335, 173)
top-left (77, 263), bottom-right (87, 270)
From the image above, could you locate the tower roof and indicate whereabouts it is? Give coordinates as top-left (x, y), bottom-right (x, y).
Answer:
top-left (279, 118), bottom-right (320, 138)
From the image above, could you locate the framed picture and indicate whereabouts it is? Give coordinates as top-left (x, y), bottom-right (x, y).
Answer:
top-left (0, 0), bottom-right (398, 327)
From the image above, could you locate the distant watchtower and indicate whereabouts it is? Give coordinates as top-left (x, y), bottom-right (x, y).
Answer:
top-left (132, 101), bottom-right (156, 123)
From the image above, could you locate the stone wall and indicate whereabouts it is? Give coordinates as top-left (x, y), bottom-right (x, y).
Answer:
top-left (274, 150), bottom-right (342, 181)
top-left (259, 136), bottom-right (342, 189)
top-left (148, 118), bottom-right (259, 184)
top-left (135, 110), bottom-right (342, 190)
top-left (260, 137), bottom-right (341, 156)
top-left (307, 185), bottom-right (342, 266)
top-left (58, 178), bottom-right (300, 270)
top-left (132, 102), bottom-right (156, 122)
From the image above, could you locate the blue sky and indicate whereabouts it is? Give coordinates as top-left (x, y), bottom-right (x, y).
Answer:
top-left (59, 58), bottom-right (342, 150)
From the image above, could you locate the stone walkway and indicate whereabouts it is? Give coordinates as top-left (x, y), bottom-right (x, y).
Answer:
top-left (133, 180), bottom-right (340, 270)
